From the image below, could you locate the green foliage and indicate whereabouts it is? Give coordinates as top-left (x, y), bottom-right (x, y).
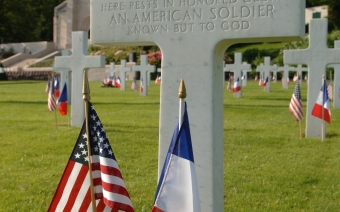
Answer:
top-left (0, 48), bottom-right (15, 60)
top-left (1, 81), bottom-right (340, 211)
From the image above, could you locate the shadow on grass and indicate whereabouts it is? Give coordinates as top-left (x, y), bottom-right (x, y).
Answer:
top-left (246, 97), bottom-right (290, 101)
top-left (0, 81), bottom-right (43, 85)
top-left (0, 100), bottom-right (47, 104)
top-left (326, 133), bottom-right (340, 138)
top-left (224, 104), bottom-right (287, 108)
top-left (94, 101), bottom-right (160, 106)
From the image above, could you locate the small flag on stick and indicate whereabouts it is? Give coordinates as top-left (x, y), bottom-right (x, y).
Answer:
top-left (289, 82), bottom-right (303, 122)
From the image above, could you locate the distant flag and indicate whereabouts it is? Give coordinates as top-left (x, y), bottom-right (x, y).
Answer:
top-left (48, 102), bottom-right (134, 212)
top-left (57, 82), bottom-right (67, 116)
top-left (233, 77), bottom-right (241, 93)
top-left (293, 74), bottom-right (299, 82)
top-left (258, 75), bottom-right (263, 86)
top-left (155, 75), bottom-right (161, 84)
top-left (152, 102), bottom-right (201, 212)
top-left (115, 77), bottom-right (121, 88)
top-left (226, 77), bottom-right (232, 91)
top-left (262, 76), bottom-right (268, 87)
top-left (255, 75), bottom-right (258, 81)
top-left (54, 76), bottom-right (60, 98)
top-left (327, 78), bottom-right (333, 100)
top-left (289, 82), bottom-right (303, 122)
top-left (140, 78), bottom-right (144, 92)
top-left (131, 77), bottom-right (138, 91)
top-left (311, 79), bottom-right (331, 124)
top-left (45, 78), bottom-right (50, 94)
top-left (48, 78), bottom-right (57, 112)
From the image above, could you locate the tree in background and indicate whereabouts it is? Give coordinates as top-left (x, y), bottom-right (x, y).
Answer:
top-left (307, 0), bottom-right (340, 31)
top-left (0, 0), bottom-right (63, 43)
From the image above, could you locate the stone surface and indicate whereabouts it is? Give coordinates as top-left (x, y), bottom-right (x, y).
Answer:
top-left (295, 64), bottom-right (308, 85)
top-left (91, 1), bottom-right (305, 210)
top-left (242, 64), bottom-right (252, 87)
top-left (256, 57), bottom-right (277, 92)
top-left (106, 62), bottom-right (116, 77)
top-left (278, 65), bottom-right (295, 89)
top-left (284, 19), bottom-right (340, 138)
top-left (115, 60), bottom-right (132, 91)
top-left (55, 31), bottom-right (105, 126)
top-left (53, 50), bottom-right (72, 104)
top-left (133, 55), bottom-right (155, 96)
top-left (225, 53), bottom-right (251, 91)
top-left (328, 40), bottom-right (340, 108)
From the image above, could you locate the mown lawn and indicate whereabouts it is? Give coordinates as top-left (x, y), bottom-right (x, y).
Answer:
top-left (0, 79), bottom-right (340, 211)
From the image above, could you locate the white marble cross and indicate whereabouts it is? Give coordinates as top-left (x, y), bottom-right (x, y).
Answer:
top-left (295, 64), bottom-right (308, 84)
top-left (328, 40), bottom-right (340, 108)
top-left (242, 64), bottom-right (252, 86)
top-left (53, 50), bottom-right (72, 104)
top-left (278, 65), bottom-right (295, 89)
top-left (91, 1), bottom-right (304, 210)
top-left (272, 69), bottom-right (278, 83)
top-left (115, 60), bottom-right (131, 91)
top-left (256, 57), bottom-right (277, 92)
top-left (55, 31), bottom-right (105, 126)
top-left (133, 55), bottom-right (155, 96)
top-left (106, 62), bottom-right (116, 78)
top-left (224, 53), bottom-right (251, 90)
top-left (284, 19), bottom-right (340, 138)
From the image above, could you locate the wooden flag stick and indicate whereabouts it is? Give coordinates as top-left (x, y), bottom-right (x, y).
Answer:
top-left (82, 70), bottom-right (97, 212)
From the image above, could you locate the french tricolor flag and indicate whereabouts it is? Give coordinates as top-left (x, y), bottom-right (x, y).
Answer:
top-left (263, 76), bottom-right (268, 87)
top-left (152, 102), bottom-right (201, 212)
top-left (57, 82), bottom-right (67, 116)
top-left (312, 79), bottom-right (331, 124)
top-left (233, 77), bottom-right (241, 93)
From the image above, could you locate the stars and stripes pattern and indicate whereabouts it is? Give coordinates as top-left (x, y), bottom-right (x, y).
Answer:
top-left (88, 103), bottom-right (134, 211)
top-left (327, 78), bottom-right (333, 100)
top-left (289, 82), bottom-right (303, 122)
top-left (48, 102), bottom-right (134, 212)
top-left (48, 78), bottom-right (57, 112)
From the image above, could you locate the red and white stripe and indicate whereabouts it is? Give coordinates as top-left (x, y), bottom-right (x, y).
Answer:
top-left (91, 156), bottom-right (134, 212)
top-left (289, 94), bottom-right (303, 122)
top-left (48, 161), bottom-right (116, 212)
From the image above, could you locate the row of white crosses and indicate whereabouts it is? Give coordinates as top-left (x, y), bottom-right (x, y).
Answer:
top-left (256, 57), bottom-right (278, 92)
top-left (224, 53), bottom-right (252, 91)
top-left (284, 19), bottom-right (340, 139)
top-left (106, 56), bottom-right (156, 95)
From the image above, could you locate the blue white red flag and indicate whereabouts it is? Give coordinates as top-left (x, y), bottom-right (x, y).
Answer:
top-left (263, 76), bottom-right (268, 87)
top-left (48, 102), bottom-right (134, 212)
top-left (152, 102), bottom-right (201, 212)
top-left (311, 79), bottom-right (331, 124)
top-left (54, 76), bottom-right (60, 98)
top-left (115, 77), bottom-right (121, 88)
top-left (57, 82), bottom-right (68, 116)
top-left (233, 77), bottom-right (241, 93)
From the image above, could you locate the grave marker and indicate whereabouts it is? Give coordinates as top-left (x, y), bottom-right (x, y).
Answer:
top-left (284, 19), bottom-right (340, 138)
top-left (225, 53), bottom-right (251, 91)
top-left (295, 64), bottom-right (308, 84)
top-left (278, 65), bottom-right (295, 89)
top-left (328, 40), bottom-right (340, 108)
top-left (272, 69), bottom-right (277, 83)
top-left (133, 55), bottom-right (155, 96)
top-left (116, 60), bottom-right (132, 91)
top-left (53, 50), bottom-right (72, 104)
top-left (91, 1), bottom-right (305, 210)
top-left (256, 57), bottom-right (277, 92)
top-left (55, 32), bottom-right (105, 126)
top-left (242, 64), bottom-right (252, 86)
top-left (106, 62), bottom-right (115, 78)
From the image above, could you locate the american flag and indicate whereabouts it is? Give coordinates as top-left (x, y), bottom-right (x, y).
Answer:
top-left (327, 78), bottom-right (333, 100)
top-left (289, 82), bottom-right (303, 122)
top-left (48, 102), bottom-right (134, 212)
top-left (45, 78), bottom-right (50, 94)
top-left (131, 78), bottom-right (138, 91)
top-left (48, 78), bottom-right (57, 112)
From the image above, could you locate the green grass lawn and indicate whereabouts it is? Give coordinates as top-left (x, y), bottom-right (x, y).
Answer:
top-left (1, 80), bottom-right (340, 211)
